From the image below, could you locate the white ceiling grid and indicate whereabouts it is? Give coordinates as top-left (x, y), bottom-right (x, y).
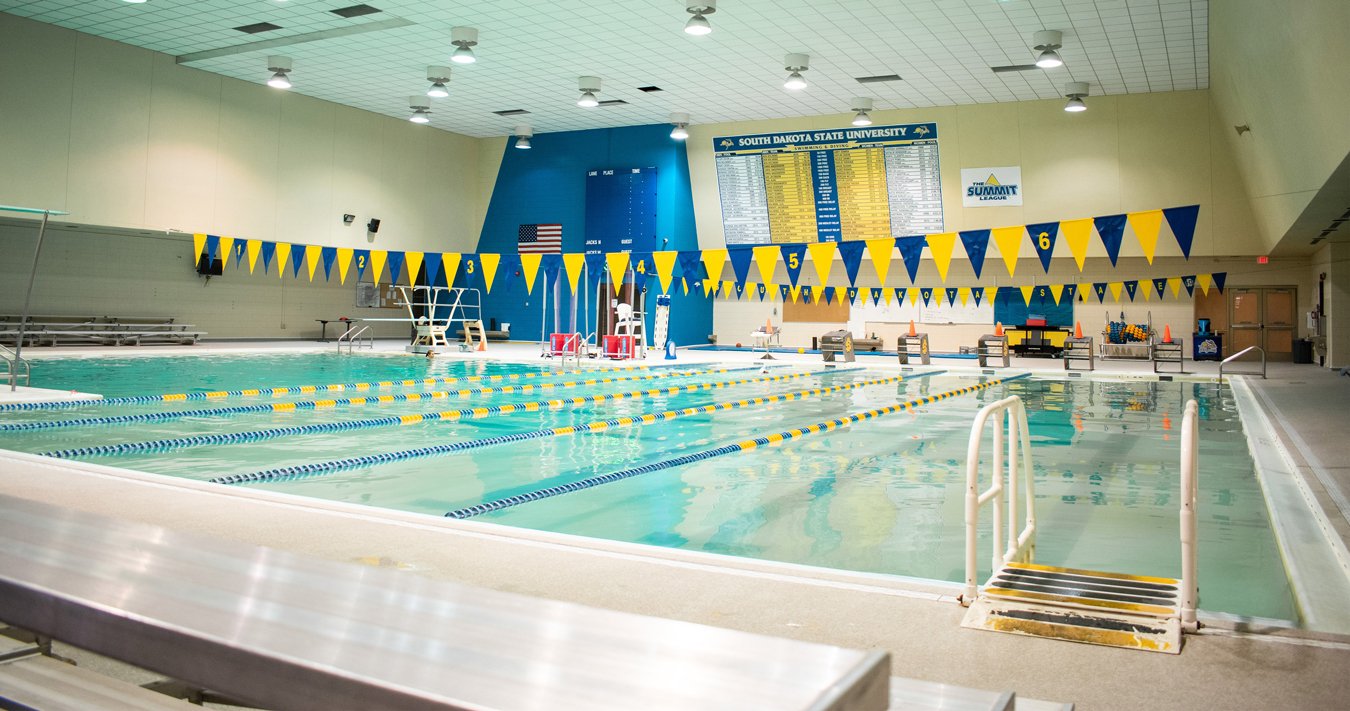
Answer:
top-left (0, 0), bottom-right (1208, 138)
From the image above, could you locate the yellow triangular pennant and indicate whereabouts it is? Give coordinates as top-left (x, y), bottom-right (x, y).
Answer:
top-left (1061, 218), bottom-right (1093, 272)
top-left (520, 253), bottom-right (542, 294)
top-left (563, 253), bottom-right (586, 295)
top-left (275, 243), bottom-right (293, 279)
top-left (652, 251), bottom-right (678, 294)
top-left (790, 285), bottom-right (801, 303)
top-left (806, 242), bottom-right (836, 289)
top-left (703, 280), bottom-right (715, 297)
top-left (441, 253), bottom-right (461, 287)
top-left (1168, 277), bottom-right (1182, 298)
top-left (1197, 273), bottom-right (1212, 295)
top-left (219, 237), bottom-right (235, 270)
top-left (926, 232), bottom-right (957, 283)
top-left (1108, 282), bottom-right (1124, 302)
top-left (405, 252), bottom-right (423, 286)
top-left (1050, 284), bottom-right (1065, 305)
top-left (336, 248), bottom-right (353, 284)
top-left (986, 286), bottom-right (998, 305)
top-left (958, 287), bottom-right (971, 307)
top-left (908, 288), bottom-right (919, 307)
top-left (866, 238), bottom-right (893, 285)
top-left (192, 233), bottom-right (206, 261)
top-left (606, 252), bottom-right (630, 284)
top-left (752, 246), bottom-right (779, 286)
top-left (1142, 283), bottom-right (1151, 301)
top-left (882, 288), bottom-right (893, 306)
top-left (992, 226), bottom-right (1024, 278)
top-left (1020, 285), bottom-right (1035, 306)
top-left (305, 245), bottom-right (322, 282)
top-left (681, 277), bottom-right (690, 296)
top-left (702, 248), bottom-right (728, 286)
top-left (247, 240), bottom-right (262, 274)
top-left (1128, 209), bottom-right (1165, 264)
top-left (369, 250), bottom-right (387, 285)
top-left (479, 253), bottom-right (501, 293)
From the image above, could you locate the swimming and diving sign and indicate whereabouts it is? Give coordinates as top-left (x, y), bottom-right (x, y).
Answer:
top-left (712, 122), bottom-right (943, 245)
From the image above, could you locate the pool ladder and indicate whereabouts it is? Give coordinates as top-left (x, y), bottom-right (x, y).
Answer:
top-left (1, 343), bottom-right (29, 391)
top-left (959, 397), bottom-right (1200, 654)
top-left (336, 325), bottom-right (373, 353)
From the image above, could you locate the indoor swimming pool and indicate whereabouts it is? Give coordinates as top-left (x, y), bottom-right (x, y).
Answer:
top-left (0, 352), bottom-right (1295, 622)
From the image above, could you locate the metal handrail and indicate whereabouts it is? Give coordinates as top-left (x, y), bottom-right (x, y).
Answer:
top-left (1179, 399), bottom-right (1200, 631)
top-left (1218, 345), bottom-right (1266, 382)
top-left (961, 396), bottom-right (1037, 606)
top-left (1, 342), bottom-right (30, 388)
top-left (337, 325), bottom-right (372, 353)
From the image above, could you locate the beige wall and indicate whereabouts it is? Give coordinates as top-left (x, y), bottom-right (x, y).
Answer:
top-left (1209, 0), bottom-right (1350, 250)
top-left (0, 14), bottom-right (485, 253)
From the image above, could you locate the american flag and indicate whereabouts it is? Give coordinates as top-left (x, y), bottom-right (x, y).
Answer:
top-left (517, 224), bottom-right (562, 254)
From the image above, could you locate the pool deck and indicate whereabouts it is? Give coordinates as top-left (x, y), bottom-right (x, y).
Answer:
top-left (2, 339), bottom-right (1349, 709)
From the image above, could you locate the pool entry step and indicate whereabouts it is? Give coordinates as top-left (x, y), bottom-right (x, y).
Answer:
top-left (961, 562), bottom-right (1183, 654)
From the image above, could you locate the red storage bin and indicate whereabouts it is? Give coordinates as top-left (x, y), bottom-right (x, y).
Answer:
top-left (602, 334), bottom-right (635, 359)
top-left (550, 333), bottom-right (581, 355)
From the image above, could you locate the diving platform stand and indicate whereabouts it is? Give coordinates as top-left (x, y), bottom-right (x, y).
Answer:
top-left (958, 398), bottom-right (1199, 654)
top-left (378, 286), bottom-right (484, 355)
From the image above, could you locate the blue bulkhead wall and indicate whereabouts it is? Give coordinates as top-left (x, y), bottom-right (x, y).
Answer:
top-left (472, 123), bottom-right (713, 349)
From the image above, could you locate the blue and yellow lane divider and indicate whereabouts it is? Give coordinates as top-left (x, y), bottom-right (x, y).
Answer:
top-left (0, 362), bottom-right (683, 412)
top-left (44, 368), bottom-right (833, 459)
top-left (444, 373), bottom-right (1029, 519)
top-left (3, 366), bottom-right (760, 433)
top-left (207, 371), bottom-right (928, 486)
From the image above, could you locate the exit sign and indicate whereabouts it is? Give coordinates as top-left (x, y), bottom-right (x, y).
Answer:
top-left (1257, 256), bottom-right (1269, 264)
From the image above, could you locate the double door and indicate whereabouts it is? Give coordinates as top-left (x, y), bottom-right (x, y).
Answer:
top-left (1230, 287), bottom-right (1296, 361)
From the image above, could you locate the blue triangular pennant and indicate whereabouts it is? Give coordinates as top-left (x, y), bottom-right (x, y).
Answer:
top-left (894, 288), bottom-right (906, 304)
top-left (945, 287), bottom-right (958, 306)
top-left (920, 287), bottom-right (933, 306)
top-left (541, 254), bottom-right (563, 287)
top-left (1063, 284), bottom-right (1078, 303)
top-left (321, 247), bottom-right (337, 281)
top-left (353, 249), bottom-right (368, 280)
top-left (1212, 272), bottom-right (1226, 293)
top-left (1183, 275), bottom-right (1196, 296)
top-left (424, 252), bottom-right (443, 286)
top-left (1123, 280), bottom-right (1138, 301)
top-left (896, 236), bottom-right (925, 283)
top-left (837, 241), bottom-right (866, 285)
top-left (779, 244), bottom-right (808, 286)
top-left (1093, 283), bottom-right (1108, 303)
top-left (290, 249), bottom-right (305, 278)
top-left (1094, 214), bottom-right (1127, 266)
top-left (204, 235), bottom-right (220, 260)
top-left (496, 253), bottom-right (520, 292)
top-left (260, 242), bottom-right (276, 274)
top-left (385, 251), bottom-right (405, 285)
top-left (870, 288), bottom-right (883, 306)
top-left (677, 250), bottom-right (704, 282)
top-left (846, 286), bottom-right (859, 303)
top-left (756, 283), bottom-right (768, 301)
top-left (972, 286), bottom-right (986, 306)
top-left (778, 284), bottom-right (791, 301)
top-left (1163, 205), bottom-right (1200, 259)
top-left (629, 252), bottom-right (654, 286)
top-left (1028, 221), bottom-right (1059, 273)
top-left (1153, 278), bottom-right (1168, 299)
top-left (734, 282), bottom-right (746, 299)
top-left (584, 252), bottom-right (606, 285)
top-left (728, 247), bottom-right (754, 286)
top-left (959, 229), bottom-right (991, 279)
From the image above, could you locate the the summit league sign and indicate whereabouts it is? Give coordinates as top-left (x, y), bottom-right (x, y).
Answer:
top-left (961, 166), bottom-right (1024, 207)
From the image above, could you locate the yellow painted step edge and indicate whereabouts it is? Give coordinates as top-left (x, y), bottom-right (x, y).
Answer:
top-left (1006, 561), bottom-right (1180, 586)
top-left (986, 616), bottom-right (1174, 653)
top-left (985, 587), bottom-right (1175, 616)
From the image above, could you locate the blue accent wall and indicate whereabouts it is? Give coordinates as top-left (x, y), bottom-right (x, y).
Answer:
top-left (474, 123), bottom-right (712, 348)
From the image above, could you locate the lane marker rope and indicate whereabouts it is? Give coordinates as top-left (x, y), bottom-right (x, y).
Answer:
top-left (0, 362), bottom-right (694, 411)
top-left (46, 368), bottom-right (831, 459)
top-left (3, 366), bottom-right (760, 432)
top-left (208, 371), bottom-right (936, 486)
top-left (444, 373), bottom-right (1029, 519)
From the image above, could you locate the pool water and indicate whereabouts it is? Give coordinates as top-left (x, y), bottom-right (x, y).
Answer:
top-left (1, 353), bottom-right (1295, 622)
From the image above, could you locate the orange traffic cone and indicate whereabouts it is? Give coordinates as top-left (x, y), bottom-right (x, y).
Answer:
top-left (1163, 325), bottom-right (1173, 344)
top-left (908, 320), bottom-right (917, 337)
top-left (994, 321), bottom-right (1004, 337)
top-left (765, 317), bottom-right (773, 332)
top-left (1074, 321), bottom-right (1083, 339)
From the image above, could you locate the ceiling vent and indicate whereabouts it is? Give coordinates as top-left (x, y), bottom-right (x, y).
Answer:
top-left (234, 22), bottom-right (283, 34)
top-left (330, 4), bottom-right (383, 19)
top-left (855, 74), bottom-right (902, 84)
top-left (493, 109), bottom-right (531, 116)
top-left (991, 64), bottom-right (1040, 73)
top-left (637, 86), bottom-right (664, 93)
top-left (597, 99), bottom-right (629, 107)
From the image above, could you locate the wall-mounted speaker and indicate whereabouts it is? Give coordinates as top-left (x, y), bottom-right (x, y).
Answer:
top-left (367, 218), bottom-right (381, 233)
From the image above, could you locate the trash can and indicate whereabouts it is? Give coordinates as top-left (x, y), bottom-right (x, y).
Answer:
top-left (1292, 338), bottom-right (1314, 364)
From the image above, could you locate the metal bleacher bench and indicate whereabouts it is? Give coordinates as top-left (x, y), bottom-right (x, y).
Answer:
top-left (0, 494), bottom-right (890, 710)
top-left (0, 315), bottom-right (204, 346)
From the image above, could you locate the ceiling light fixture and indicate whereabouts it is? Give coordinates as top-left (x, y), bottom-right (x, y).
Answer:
top-left (409, 96), bottom-right (432, 123)
top-left (684, 0), bottom-right (716, 35)
top-left (783, 53), bottom-right (809, 91)
top-left (266, 56), bottom-right (293, 89)
top-left (1063, 81), bottom-right (1089, 112)
top-left (1033, 30), bottom-right (1064, 69)
top-left (577, 76), bottom-right (602, 107)
top-left (450, 27), bottom-right (479, 64)
top-left (514, 125), bottom-right (532, 149)
top-left (426, 66), bottom-right (451, 98)
top-left (850, 97), bottom-right (873, 126)
top-left (669, 112), bottom-right (691, 140)
top-left (122, 0), bottom-right (148, 4)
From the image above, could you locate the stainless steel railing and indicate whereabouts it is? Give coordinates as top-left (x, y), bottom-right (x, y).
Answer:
top-left (337, 325), bottom-right (373, 353)
top-left (1218, 345), bottom-right (1266, 382)
top-left (1, 342), bottom-right (30, 389)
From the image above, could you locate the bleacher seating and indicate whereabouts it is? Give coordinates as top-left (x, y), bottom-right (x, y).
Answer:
top-left (0, 315), bottom-right (204, 347)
